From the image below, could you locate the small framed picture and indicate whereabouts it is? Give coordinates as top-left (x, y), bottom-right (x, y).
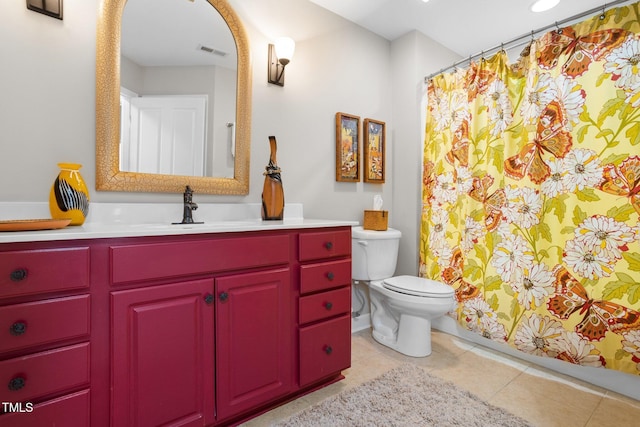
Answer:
top-left (363, 119), bottom-right (385, 183)
top-left (335, 112), bottom-right (360, 182)
top-left (26, 0), bottom-right (63, 20)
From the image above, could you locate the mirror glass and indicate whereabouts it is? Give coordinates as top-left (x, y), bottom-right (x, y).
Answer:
top-left (120, 0), bottom-right (236, 178)
top-left (96, 0), bottom-right (251, 194)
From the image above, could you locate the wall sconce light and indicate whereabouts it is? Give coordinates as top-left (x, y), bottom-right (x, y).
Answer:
top-left (268, 37), bottom-right (295, 86)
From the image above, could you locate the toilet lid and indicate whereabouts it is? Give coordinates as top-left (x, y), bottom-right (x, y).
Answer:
top-left (383, 275), bottom-right (454, 298)
top-left (352, 226), bottom-right (402, 239)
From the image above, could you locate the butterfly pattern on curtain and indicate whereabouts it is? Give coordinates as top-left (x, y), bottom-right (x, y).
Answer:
top-left (420, 2), bottom-right (640, 376)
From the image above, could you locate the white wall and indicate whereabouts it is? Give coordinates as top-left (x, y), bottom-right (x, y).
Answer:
top-left (0, 0), bottom-right (391, 222)
top-left (0, 1), bottom-right (97, 202)
top-left (390, 31), bottom-right (459, 276)
top-left (0, 0), bottom-right (459, 267)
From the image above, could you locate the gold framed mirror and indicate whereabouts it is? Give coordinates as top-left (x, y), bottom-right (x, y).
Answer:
top-left (96, 0), bottom-right (251, 194)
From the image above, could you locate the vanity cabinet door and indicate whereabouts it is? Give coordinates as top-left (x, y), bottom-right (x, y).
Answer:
top-left (111, 279), bottom-right (215, 427)
top-left (215, 268), bottom-right (294, 422)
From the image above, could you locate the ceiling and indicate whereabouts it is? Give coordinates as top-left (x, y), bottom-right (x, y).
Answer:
top-left (122, 0), bottom-right (632, 70)
top-left (308, 0), bottom-right (630, 58)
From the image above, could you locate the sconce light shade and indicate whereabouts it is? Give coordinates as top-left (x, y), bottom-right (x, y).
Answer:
top-left (268, 37), bottom-right (296, 86)
top-left (274, 37), bottom-right (295, 64)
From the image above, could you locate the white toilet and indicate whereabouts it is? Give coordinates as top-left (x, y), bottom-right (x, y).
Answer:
top-left (352, 226), bottom-right (456, 357)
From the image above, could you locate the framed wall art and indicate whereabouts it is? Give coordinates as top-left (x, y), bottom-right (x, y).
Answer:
top-left (363, 118), bottom-right (385, 183)
top-left (335, 112), bottom-right (360, 182)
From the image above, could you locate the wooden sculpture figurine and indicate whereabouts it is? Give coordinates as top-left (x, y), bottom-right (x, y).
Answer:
top-left (261, 136), bottom-right (284, 220)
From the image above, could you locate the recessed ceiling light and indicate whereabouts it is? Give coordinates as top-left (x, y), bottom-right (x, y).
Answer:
top-left (530, 0), bottom-right (560, 13)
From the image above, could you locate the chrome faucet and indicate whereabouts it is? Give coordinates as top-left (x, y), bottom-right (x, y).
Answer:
top-left (174, 185), bottom-right (203, 224)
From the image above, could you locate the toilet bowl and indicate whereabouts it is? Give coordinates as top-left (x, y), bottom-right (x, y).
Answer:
top-left (352, 226), bottom-right (456, 357)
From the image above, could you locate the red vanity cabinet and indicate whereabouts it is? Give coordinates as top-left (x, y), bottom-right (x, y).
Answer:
top-left (215, 268), bottom-right (293, 421)
top-left (110, 278), bottom-right (215, 427)
top-left (108, 232), bottom-right (294, 426)
top-left (298, 229), bottom-right (352, 387)
top-left (0, 244), bottom-right (91, 426)
top-left (0, 225), bottom-right (352, 426)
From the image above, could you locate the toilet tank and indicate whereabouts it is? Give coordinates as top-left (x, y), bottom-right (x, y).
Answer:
top-left (351, 226), bottom-right (402, 281)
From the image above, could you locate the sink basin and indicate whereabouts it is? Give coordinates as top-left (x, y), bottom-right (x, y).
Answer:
top-left (130, 220), bottom-right (262, 230)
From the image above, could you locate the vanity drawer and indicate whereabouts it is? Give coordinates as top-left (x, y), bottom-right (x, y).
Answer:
top-left (0, 389), bottom-right (90, 426)
top-left (0, 342), bottom-right (90, 404)
top-left (299, 315), bottom-right (351, 386)
top-left (0, 248), bottom-right (90, 299)
top-left (0, 295), bottom-right (90, 355)
top-left (298, 229), bottom-right (351, 262)
top-left (110, 234), bottom-right (289, 284)
top-left (299, 259), bottom-right (351, 294)
top-left (299, 287), bottom-right (351, 325)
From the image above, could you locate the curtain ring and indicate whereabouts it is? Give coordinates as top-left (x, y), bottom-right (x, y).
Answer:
top-left (555, 21), bottom-right (562, 34)
top-left (600, 4), bottom-right (606, 20)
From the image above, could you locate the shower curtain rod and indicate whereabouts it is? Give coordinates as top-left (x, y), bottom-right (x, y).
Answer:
top-left (423, 0), bottom-right (635, 83)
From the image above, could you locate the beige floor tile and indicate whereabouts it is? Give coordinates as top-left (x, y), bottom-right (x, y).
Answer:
top-left (467, 342), bottom-right (533, 372)
top-left (242, 328), bottom-right (638, 427)
top-left (603, 390), bottom-right (640, 410)
top-left (522, 365), bottom-right (608, 398)
top-left (239, 395), bottom-right (313, 427)
top-left (431, 329), bottom-right (477, 356)
top-left (489, 370), bottom-right (602, 427)
top-left (586, 394), bottom-right (640, 427)
top-left (341, 349), bottom-right (401, 388)
top-left (427, 349), bottom-right (525, 400)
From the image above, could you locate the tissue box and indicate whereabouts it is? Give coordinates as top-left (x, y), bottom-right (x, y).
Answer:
top-left (363, 210), bottom-right (388, 231)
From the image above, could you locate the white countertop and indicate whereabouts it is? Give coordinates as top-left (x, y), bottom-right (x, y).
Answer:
top-left (0, 219), bottom-right (358, 243)
top-left (0, 202), bottom-right (358, 243)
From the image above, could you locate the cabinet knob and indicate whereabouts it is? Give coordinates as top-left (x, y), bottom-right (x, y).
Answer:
top-left (324, 345), bottom-right (333, 355)
top-left (8, 376), bottom-right (25, 391)
top-left (10, 321), bottom-right (27, 336)
top-left (203, 294), bottom-right (214, 305)
top-left (324, 302), bottom-right (333, 310)
top-left (326, 272), bottom-right (335, 281)
top-left (324, 241), bottom-right (333, 250)
top-left (10, 268), bottom-right (28, 282)
top-left (219, 292), bottom-right (229, 302)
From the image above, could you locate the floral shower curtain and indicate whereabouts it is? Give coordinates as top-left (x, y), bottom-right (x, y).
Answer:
top-left (420, 2), bottom-right (640, 376)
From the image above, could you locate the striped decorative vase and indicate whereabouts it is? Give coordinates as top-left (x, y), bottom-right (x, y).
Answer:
top-left (49, 163), bottom-right (90, 226)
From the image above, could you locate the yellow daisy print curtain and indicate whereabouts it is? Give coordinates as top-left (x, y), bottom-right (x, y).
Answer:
top-left (420, 2), bottom-right (640, 376)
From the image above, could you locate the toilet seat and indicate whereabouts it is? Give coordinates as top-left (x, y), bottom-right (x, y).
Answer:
top-left (382, 275), bottom-right (454, 298)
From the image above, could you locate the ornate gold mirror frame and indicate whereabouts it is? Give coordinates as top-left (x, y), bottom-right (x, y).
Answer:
top-left (96, 0), bottom-right (252, 194)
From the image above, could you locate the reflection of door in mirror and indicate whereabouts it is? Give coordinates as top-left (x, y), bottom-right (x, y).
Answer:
top-left (120, 0), bottom-right (237, 178)
top-left (120, 93), bottom-right (207, 176)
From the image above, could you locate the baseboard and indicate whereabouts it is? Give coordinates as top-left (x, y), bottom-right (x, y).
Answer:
top-left (351, 312), bottom-right (371, 333)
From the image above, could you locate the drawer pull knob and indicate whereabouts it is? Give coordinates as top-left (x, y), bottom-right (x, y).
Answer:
top-left (324, 302), bottom-right (333, 310)
top-left (219, 292), bottom-right (229, 302)
top-left (10, 322), bottom-right (27, 336)
top-left (324, 241), bottom-right (333, 250)
top-left (204, 294), bottom-right (214, 305)
top-left (324, 345), bottom-right (333, 355)
top-left (10, 269), bottom-right (28, 282)
top-left (8, 377), bottom-right (25, 391)
top-left (327, 272), bottom-right (335, 281)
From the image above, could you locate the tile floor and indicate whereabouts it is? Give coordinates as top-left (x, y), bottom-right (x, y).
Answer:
top-left (242, 329), bottom-right (640, 427)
